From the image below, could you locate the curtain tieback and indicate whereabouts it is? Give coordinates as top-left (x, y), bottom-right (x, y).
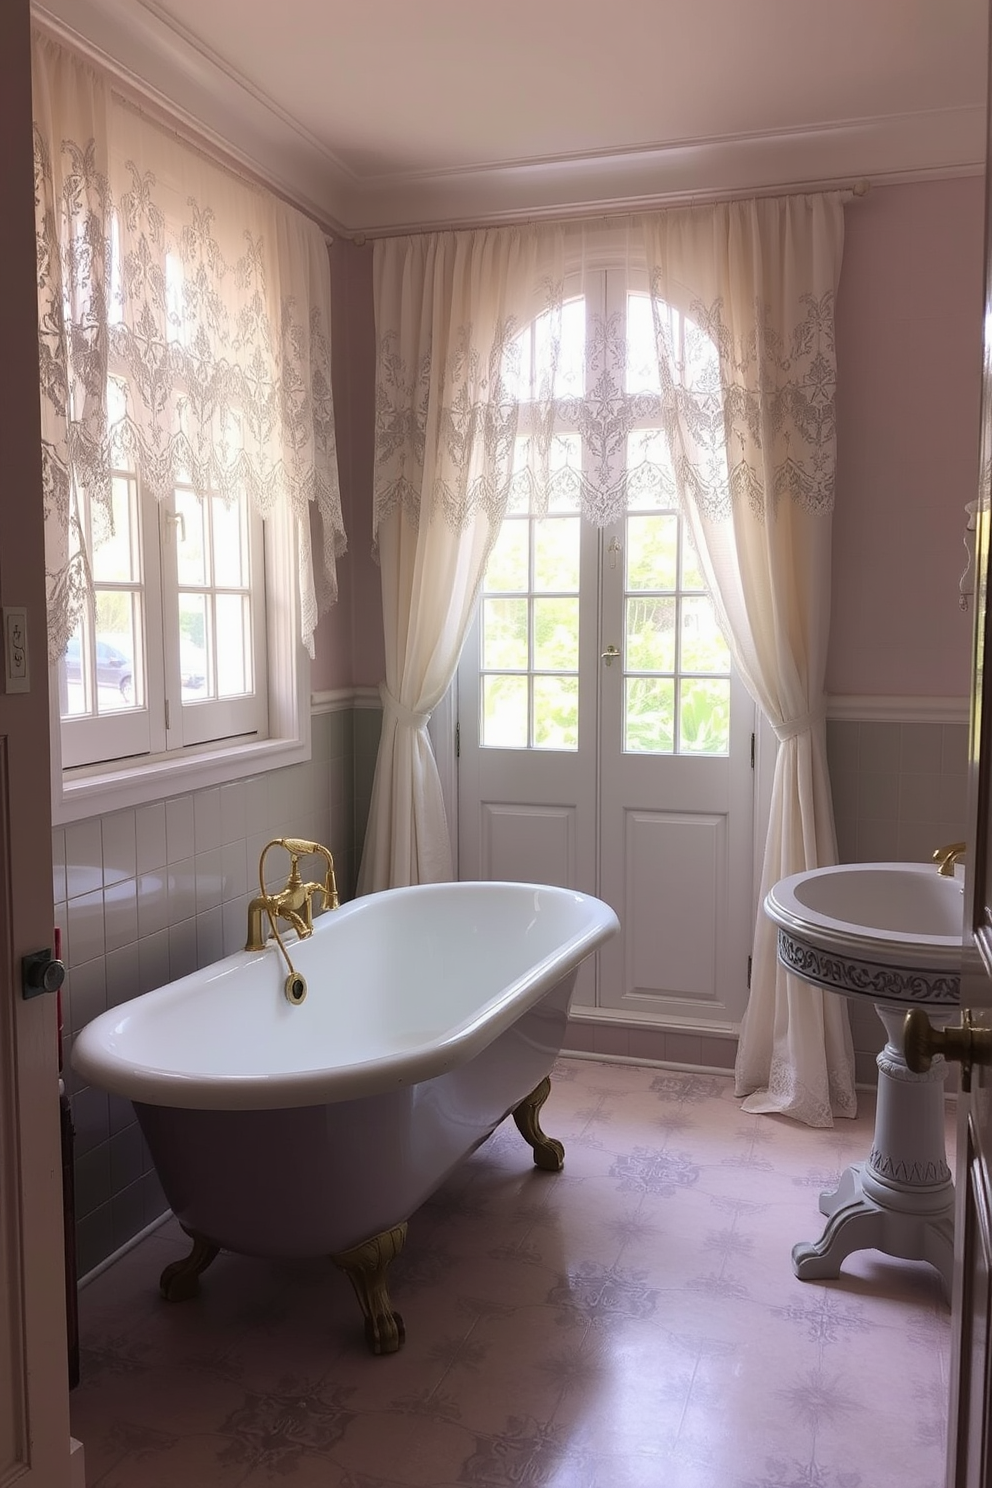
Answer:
top-left (380, 684), bottom-right (430, 730)
top-left (772, 708), bottom-right (825, 743)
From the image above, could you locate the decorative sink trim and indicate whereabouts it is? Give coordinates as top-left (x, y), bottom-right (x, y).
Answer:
top-left (777, 928), bottom-right (961, 1006)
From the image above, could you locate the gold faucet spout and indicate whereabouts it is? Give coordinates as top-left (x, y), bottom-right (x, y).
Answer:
top-left (932, 841), bottom-right (967, 877)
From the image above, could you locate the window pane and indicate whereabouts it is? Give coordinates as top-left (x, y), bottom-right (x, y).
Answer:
top-left (179, 593), bottom-right (209, 695)
top-left (534, 675), bottom-right (578, 749)
top-left (680, 678), bottom-right (730, 755)
top-left (176, 490), bottom-right (206, 586)
top-left (482, 598), bottom-right (528, 669)
top-left (216, 593), bottom-right (250, 697)
top-left (95, 592), bottom-right (138, 710)
top-left (626, 514), bottom-right (678, 591)
top-left (625, 676), bottom-right (674, 754)
top-left (681, 527), bottom-right (706, 591)
top-left (92, 477), bottom-right (138, 583)
top-left (213, 495), bottom-right (246, 588)
top-left (60, 624), bottom-right (87, 717)
top-left (680, 596), bottom-right (731, 673)
top-left (626, 596), bottom-right (676, 672)
top-left (534, 517), bottom-right (580, 592)
top-left (533, 597), bottom-right (578, 670)
top-left (485, 522), bottom-right (528, 592)
top-left (483, 674), bottom-right (527, 747)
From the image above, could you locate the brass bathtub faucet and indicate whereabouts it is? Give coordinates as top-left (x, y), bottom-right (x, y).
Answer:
top-left (246, 838), bottom-right (340, 952)
top-left (932, 841), bottom-right (967, 878)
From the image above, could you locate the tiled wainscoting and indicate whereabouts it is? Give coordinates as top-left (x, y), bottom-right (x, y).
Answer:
top-left (58, 703), bottom-right (367, 1278)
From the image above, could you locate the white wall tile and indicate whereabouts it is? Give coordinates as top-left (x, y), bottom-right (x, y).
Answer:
top-left (222, 895), bottom-right (248, 955)
top-left (104, 942), bottom-right (140, 1009)
top-left (168, 918), bottom-right (197, 981)
top-left (167, 859), bottom-right (196, 923)
top-left (135, 802), bottom-right (167, 874)
top-left (219, 780), bottom-right (246, 844)
top-left (137, 928), bottom-right (171, 995)
top-left (165, 795), bottom-right (195, 862)
top-left (65, 819), bottom-right (104, 900)
top-left (67, 889), bottom-right (105, 965)
top-left (196, 905), bottom-right (224, 967)
top-left (68, 957), bottom-right (106, 1033)
top-left (52, 827), bottom-right (67, 905)
top-left (102, 810), bottom-right (136, 886)
top-left (137, 870), bottom-right (169, 939)
top-left (195, 847), bottom-right (223, 913)
top-left (221, 838), bottom-right (247, 901)
top-left (194, 787), bottom-right (221, 853)
top-left (104, 877), bottom-right (138, 954)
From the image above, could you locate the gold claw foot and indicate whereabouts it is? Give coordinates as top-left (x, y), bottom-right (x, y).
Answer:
top-left (159, 1230), bottom-right (220, 1302)
top-left (512, 1075), bottom-right (565, 1171)
top-left (332, 1222), bottom-right (407, 1356)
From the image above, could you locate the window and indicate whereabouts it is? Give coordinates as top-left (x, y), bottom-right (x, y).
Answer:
top-left (35, 34), bottom-right (345, 823)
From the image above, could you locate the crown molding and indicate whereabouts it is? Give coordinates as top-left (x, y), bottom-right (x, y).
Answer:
top-left (32, 0), bottom-right (986, 235)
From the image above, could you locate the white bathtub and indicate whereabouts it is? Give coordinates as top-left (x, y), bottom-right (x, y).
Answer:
top-left (71, 880), bottom-right (619, 1352)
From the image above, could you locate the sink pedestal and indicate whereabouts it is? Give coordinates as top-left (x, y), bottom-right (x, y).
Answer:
top-left (792, 1005), bottom-right (954, 1297)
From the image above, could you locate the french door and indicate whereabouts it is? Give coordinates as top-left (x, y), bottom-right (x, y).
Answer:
top-left (458, 494), bottom-right (755, 1030)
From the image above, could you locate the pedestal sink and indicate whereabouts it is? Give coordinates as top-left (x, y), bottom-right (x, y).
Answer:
top-left (764, 861), bottom-right (963, 1297)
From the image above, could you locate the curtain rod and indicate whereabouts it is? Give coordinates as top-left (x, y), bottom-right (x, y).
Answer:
top-left (350, 178), bottom-right (871, 246)
top-left (31, 11), bottom-right (343, 246)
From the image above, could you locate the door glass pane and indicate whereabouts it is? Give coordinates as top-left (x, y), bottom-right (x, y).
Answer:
top-left (679, 678), bottom-right (731, 755)
top-left (483, 598), bottom-right (528, 669)
top-left (483, 674), bottom-right (528, 747)
top-left (486, 523), bottom-right (529, 591)
top-left (534, 597), bottom-right (579, 671)
top-left (626, 596), bottom-right (676, 672)
top-left (681, 527), bottom-right (706, 591)
top-left (626, 514), bottom-right (678, 590)
top-left (625, 677), bottom-right (675, 753)
top-left (534, 517), bottom-right (580, 591)
top-left (534, 675), bottom-right (578, 749)
top-left (680, 596), bottom-right (731, 673)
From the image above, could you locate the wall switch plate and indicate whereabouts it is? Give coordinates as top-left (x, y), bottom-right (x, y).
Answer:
top-left (3, 606), bottom-right (30, 694)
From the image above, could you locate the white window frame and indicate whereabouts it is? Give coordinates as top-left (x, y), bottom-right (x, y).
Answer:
top-left (50, 493), bottom-right (311, 826)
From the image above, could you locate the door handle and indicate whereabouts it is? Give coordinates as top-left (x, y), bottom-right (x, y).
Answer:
top-left (904, 1008), bottom-right (992, 1092)
top-left (601, 645), bottom-right (620, 667)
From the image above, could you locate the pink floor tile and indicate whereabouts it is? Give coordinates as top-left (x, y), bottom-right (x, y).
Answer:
top-left (70, 1058), bottom-right (952, 1488)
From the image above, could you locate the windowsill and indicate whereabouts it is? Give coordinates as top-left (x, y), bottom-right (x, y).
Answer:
top-left (52, 730), bottom-right (310, 826)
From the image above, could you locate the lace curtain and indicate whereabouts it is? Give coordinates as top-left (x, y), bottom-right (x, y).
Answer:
top-left (32, 32), bottom-right (345, 660)
top-left (363, 200), bottom-right (855, 1127)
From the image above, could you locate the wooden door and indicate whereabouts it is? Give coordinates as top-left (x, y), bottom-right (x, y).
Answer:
top-left (0, 3), bottom-right (74, 1483)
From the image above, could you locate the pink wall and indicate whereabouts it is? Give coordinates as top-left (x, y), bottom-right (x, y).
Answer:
top-left (310, 238), bottom-right (383, 692)
top-left (827, 177), bottom-right (985, 698)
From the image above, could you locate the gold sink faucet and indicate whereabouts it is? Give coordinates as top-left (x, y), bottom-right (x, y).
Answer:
top-left (932, 841), bottom-right (967, 878)
top-left (246, 838), bottom-right (340, 952)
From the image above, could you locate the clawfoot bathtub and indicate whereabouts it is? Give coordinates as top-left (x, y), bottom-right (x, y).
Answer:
top-left (72, 881), bottom-right (619, 1353)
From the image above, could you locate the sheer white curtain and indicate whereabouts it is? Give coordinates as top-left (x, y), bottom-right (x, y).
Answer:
top-left (32, 31), bottom-right (345, 660)
top-left (638, 196), bottom-right (856, 1126)
top-left (358, 226), bottom-right (566, 892)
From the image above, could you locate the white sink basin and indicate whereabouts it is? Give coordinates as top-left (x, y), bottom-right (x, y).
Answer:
top-left (765, 861), bottom-right (963, 1006)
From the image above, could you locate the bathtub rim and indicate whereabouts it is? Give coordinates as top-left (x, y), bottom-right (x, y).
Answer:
top-left (70, 880), bottom-right (619, 1111)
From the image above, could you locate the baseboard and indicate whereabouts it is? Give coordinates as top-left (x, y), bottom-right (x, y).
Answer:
top-left (77, 1210), bottom-right (173, 1291)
